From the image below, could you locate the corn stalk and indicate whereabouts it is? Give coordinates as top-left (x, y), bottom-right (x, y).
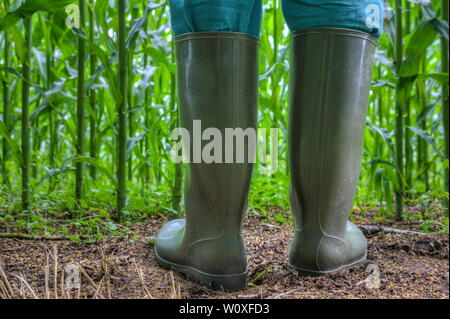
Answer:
top-left (88, 1), bottom-right (97, 180)
top-left (75, 0), bottom-right (87, 206)
top-left (117, 0), bottom-right (128, 221)
top-left (1, 27), bottom-right (10, 186)
top-left (394, 0), bottom-right (404, 220)
top-left (21, 18), bottom-right (32, 212)
top-left (441, 0), bottom-right (449, 213)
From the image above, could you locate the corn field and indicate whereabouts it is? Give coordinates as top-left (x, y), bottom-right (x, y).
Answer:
top-left (0, 0), bottom-right (448, 239)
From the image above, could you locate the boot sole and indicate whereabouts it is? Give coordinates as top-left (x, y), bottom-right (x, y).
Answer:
top-left (289, 253), bottom-right (367, 277)
top-left (154, 248), bottom-right (247, 292)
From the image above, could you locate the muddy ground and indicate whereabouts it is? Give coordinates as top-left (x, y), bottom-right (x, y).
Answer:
top-left (0, 213), bottom-right (448, 299)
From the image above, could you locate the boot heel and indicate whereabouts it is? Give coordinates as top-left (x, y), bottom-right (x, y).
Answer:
top-left (290, 253), bottom-right (367, 277)
top-left (155, 248), bottom-right (247, 292)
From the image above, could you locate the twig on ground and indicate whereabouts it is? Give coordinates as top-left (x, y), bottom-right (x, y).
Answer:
top-left (53, 244), bottom-right (58, 299)
top-left (0, 233), bottom-right (94, 241)
top-left (100, 242), bottom-right (113, 299)
top-left (78, 264), bottom-right (105, 299)
top-left (0, 259), bottom-right (14, 298)
top-left (60, 265), bottom-right (65, 299)
top-left (269, 288), bottom-right (299, 299)
top-left (360, 225), bottom-right (439, 239)
top-left (261, 223), bottom-right (281, 229)
top-left (93, 277), bottom-right (104, 299)
top-left (13, 273), bottom-right (38, 299)
top-left (168, 272), bottom-right (181, 299)
top-left (133, 259), bottom-right (153, 299)
top-left (0, 233), bottom-right (68, 240)
top-left (44, 254), bottom-right (50, 299)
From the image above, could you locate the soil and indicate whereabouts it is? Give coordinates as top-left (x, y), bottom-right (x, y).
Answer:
top-left (0, 213), bottom-right (448, 299)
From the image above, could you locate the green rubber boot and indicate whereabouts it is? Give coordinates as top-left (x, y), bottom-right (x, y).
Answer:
top-left (287, 28), bottom-right (377, 275)
top-left (155, 32), bottom-right (259, 292)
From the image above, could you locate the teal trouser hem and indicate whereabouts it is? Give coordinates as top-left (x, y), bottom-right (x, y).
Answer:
top-left (168, 0), bottom-right (263, 38)
top-left (282, 0), bottom-right (384, 39)
top-left (168, 0), bottom-right (383, 39)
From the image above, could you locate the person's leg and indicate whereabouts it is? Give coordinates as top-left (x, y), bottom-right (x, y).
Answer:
top-left (283, 0), bottom-right (383, 275)
top-left (155, 1), bottom-right (262, 292)
top-left (282, 0), bottom-right (383, 38)
top-left (170, 0), bottom-right (262, 37)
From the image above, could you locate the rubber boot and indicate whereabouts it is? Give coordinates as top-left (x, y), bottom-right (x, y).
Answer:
top-left (155, 32), bottom-right (259, 292)
top-left (287, 28), bottom-right (377, 275)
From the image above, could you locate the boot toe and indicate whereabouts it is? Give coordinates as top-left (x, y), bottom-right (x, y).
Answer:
top-left (346, 222), bottom-right (368, 263)
top-left (155, 219), bottom-right (185, 262)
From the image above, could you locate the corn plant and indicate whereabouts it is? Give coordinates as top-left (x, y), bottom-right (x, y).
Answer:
top-left (0, 0), bottom-right (447, 235)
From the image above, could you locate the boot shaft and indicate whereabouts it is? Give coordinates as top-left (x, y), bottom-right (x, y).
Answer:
top-left (175, 32), bottom-right (259, 238)
top-left (288, 28), bottom-right (376, 272)
top-left (288, 28), bottom-right (376, 237)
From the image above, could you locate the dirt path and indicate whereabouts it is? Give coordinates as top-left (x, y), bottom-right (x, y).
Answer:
top-left (0, 215), bottom-right (448, 299)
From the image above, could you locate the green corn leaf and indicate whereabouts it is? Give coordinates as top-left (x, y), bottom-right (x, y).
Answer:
top-left (408, 126), bottom-right (444, 158)
top-left (0, 0), bottom-right (77, 31)
top-left (126, 2), bottom-right (164, 51)
top-left (0, 121), bottom-right (23, 165)
top-left (416, 72), bottom-right (449, 84)
top-left (400, 18), bottom-right (439, 77)
top-left (0, 66), bottom-right (24, 80)
top-left (141, 46), bottom-right (176, 74)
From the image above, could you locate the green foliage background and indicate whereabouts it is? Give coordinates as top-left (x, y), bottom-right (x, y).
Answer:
top-left (0, 0), bottom-right (448, 239)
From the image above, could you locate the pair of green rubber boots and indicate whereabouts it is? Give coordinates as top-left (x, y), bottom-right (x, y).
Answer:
top-left (155, 28), bottom-right (377, 292)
